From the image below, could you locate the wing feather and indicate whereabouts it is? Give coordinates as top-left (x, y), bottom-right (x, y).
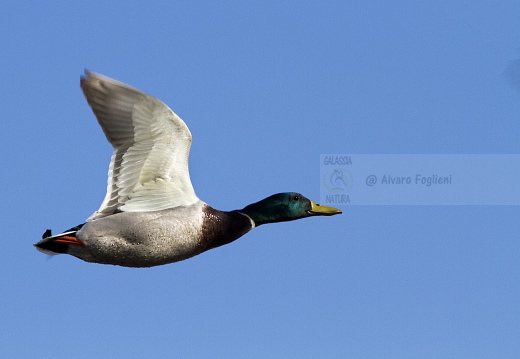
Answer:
top-left (80, 71), bottom-right (198, 221)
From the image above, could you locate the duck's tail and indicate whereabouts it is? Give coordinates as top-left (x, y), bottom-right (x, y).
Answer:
top-left (34, 224), bottom-right (86, 255)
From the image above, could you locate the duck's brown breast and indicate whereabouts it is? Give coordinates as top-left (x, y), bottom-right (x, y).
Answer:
top-left (201, 205), bottom-right (254, 250)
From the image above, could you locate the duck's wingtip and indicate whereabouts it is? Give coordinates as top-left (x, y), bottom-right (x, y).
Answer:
top-left (81, 69), bottom-right (91, 82)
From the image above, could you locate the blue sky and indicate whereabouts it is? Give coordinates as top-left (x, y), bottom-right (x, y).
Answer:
top-left (2, 1), bottom-right (520, 357)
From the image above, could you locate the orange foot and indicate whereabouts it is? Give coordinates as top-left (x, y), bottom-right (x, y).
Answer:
top-left (55, 236), bottom-right (86, 246)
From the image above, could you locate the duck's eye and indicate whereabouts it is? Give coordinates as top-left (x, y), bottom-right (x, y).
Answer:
top-left (293, 195), bottom-right (300, 201)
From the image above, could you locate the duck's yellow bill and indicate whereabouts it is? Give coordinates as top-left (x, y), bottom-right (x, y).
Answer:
top-left (308, 201), bottom-right (342, 216)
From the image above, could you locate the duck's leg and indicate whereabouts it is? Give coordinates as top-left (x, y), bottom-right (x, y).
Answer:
top-left (55, 235), bottom-right (86, 246)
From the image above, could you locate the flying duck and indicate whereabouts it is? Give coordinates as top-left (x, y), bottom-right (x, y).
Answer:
top-left (35, 71), bottom-right (342, 267)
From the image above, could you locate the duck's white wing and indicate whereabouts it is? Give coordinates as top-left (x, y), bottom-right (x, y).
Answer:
top-left (81, 71), bottom-right (198, 221)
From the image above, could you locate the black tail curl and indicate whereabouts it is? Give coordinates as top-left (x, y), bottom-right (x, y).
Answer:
top-left (35, 224), bottom-right (86, 254)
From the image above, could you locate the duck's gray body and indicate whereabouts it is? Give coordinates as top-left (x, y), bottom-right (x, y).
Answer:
top-left (63, 201), bottom-right (253, 267)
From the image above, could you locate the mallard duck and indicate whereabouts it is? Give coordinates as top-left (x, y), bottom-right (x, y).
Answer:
top-left (35, 71), bottom-right (342, 267)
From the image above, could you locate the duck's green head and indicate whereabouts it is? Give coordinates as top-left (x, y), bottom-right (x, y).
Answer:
top-left (240, 192), bottom-right (342, 226)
